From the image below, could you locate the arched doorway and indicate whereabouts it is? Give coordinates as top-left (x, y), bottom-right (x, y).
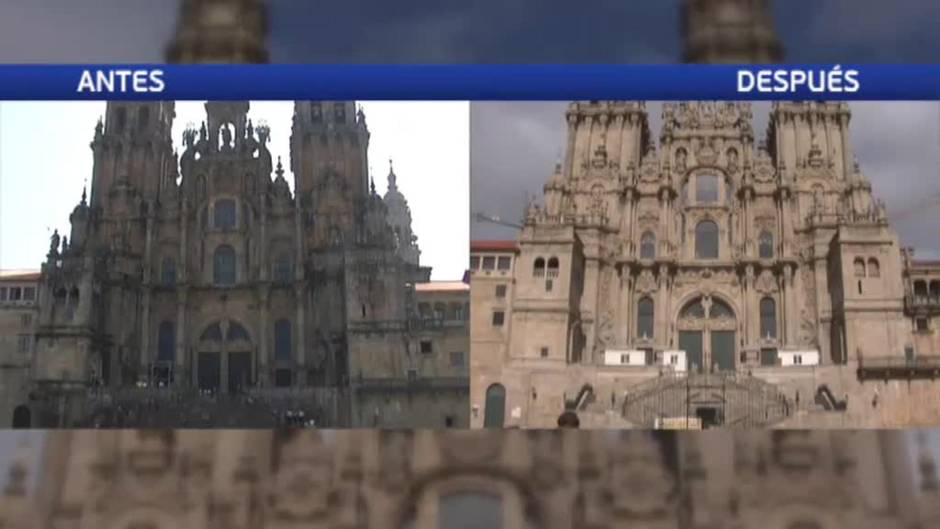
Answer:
top-left (483, 384), bottom-right (506, 428)
top-left (11, 405), bottom-right (30, 428)
top-left (196, 320), bottom-right (254, 395)
top-left (676, 296), bottom-right (737, 373)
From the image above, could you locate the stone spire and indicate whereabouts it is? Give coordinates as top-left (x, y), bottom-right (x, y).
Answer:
top-left (682, 0), bottom-right (784, 64)
top-left (166, 0), bottom-right (269, 64)
top-left (382, 159), bottom-right (421, 266)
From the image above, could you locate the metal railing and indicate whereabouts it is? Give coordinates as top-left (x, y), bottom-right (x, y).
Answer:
top-left (68, 386), bottom-right (349, 428)
top-left (905, 294), bottom-right (940, 311)
top-left (621, 371), bottom-right (791, 429)
top-left (857, 355), bottom-right (940, 381)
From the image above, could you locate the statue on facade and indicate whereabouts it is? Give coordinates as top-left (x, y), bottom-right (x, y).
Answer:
top-left (49, 229), bottom-right (60, 257)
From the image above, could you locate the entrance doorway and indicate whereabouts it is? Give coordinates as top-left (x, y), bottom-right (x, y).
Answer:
top-left (11, 405), bottom-right (30, 428)
top-left (695, 406), bottom-right (722, 428)
top-left (228, 351), bottom-right (251, 394)
top-left (198, 352), bottom-right (221, 393)
top-left (676, 296), bottom-right (737, 373)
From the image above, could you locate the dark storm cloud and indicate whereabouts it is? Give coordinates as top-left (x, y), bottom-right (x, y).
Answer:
top-left (471, 102), bottom-right (940, 259)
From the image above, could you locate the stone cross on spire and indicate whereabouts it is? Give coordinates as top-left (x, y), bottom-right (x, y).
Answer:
top-left (682, 0), bottom-right (784, 64)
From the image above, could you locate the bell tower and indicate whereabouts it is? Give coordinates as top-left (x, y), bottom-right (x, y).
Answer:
top-left (682, 0), bottom-right (784, 64)
top-left (166, 0), bottom-right (269, 64)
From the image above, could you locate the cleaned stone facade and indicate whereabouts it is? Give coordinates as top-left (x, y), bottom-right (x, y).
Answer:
top-left (0, 272), bottom-right (39, 428)
top-left (470, 101), bottom-right (940, 429)
top-left (0, 430), bottom-right (937, 529)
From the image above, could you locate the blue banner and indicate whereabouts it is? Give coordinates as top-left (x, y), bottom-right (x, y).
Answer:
top-left (0, 65), bottom-right (937, 100)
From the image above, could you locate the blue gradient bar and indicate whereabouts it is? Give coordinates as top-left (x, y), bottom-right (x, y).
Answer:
top-left (0, 65), bottom-right (937, 100)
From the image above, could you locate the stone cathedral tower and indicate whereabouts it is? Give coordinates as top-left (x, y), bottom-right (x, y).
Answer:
top-left (166, 0), bottom-right (269, 64)
top-left (682, 0), bottom-right (784, 64)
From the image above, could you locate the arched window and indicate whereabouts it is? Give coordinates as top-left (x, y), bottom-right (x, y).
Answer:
top-left (637, 297), bottom-right (655, 339)
top-left (138, 107), bottom-right (150, 130)
top-left (439, 492), bottom-right (502, 529)
top-left (853, 257), bottom-right (866, 277)
top-left (483, 384), bottom-right (506, 428)
top-left (114, 107), bottom-right (127, 132)
top-left (157, 321), bottom-right (175, 362)
top-left (449, 303), bottom-right (464, 321)
top-left (695, 220), bottom-right (719, 259)
top-left (547, 257), bottom-right (560, 278)
top-left (201, 322), bottom-right (223, 342)
top-left (161, 256), bottom-right (176, 286)
top-left (274, 319), bottom-right (292, 362)
top-left (640, 231), bottom-right (656, 259)
top-left (867, 258), bottom-right (880, 278)
top-left (759, 231), bottom-right (774, 259)
top-left (533, 257), bottom-right (545, 277)
top-left (914, 280), bottom-right (929, 297)
top-left (214, 199), bottom-right (236, 230)
top-left (11, 405), bottom-right (30, 429)
top-left (760, 297), bottom-right (777, 339)
top-left (226, 322), bottom-right (250, 342)
top-left (680, 299), bottom-right (706, 319)
top-left (213, 245), bottom-right (236, 285)
top-left (434, 303), bottom-right (447, 320)
top-left (273, 253), bottom-right (292, 283)
top-left (696, 174), bottom-right (719, 203)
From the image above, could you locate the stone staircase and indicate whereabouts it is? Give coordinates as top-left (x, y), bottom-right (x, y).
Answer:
top-left (621, 371), bottom-right (791, 428)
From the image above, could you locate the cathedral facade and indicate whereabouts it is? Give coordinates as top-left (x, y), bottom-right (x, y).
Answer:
top-left (470, 101), bottom-right (940, 429)
top-left (12, 100), bottom-right (467, 428)
top-left (0, 429), bottom-right (937, 529)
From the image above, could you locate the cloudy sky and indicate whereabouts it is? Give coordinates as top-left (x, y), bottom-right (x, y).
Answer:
top-left (0, 0), bottom-right (939, 63)
top-left (470, 101), bottom-right (940, 260)
top-left (0, 101), bottom-right (469, 280)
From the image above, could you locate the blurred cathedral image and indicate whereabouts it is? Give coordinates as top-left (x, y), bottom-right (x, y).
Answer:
top-left (0, 429), bottom-right (938, 529)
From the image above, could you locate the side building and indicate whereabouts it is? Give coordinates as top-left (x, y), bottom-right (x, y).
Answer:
top-left (0, 272), bottom-right (39, 428)
top-left (6, 101), bottom-right (467, 428)
top-left (471, 101), bottom-right (940, 429)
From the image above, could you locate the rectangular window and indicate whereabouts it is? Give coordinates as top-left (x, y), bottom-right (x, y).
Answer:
top-left (497, 256), bottom-right (511, 270)
top-left (495, 284), bottom-right (507, 298)
top-left (10, 287), bottom-right (22, 301)
top-left (643, 349), bottom-right (655, 365)
top-left (20, 314), bottom-right (32, 328)
top-left (794, 354), bottom-right (803, 365)
top-left (760, 348), bottom-right (778, 366)
top-left (620, 353), bottom-right (629, 364)
top-left (0, 287), bottom-right (6, 301)
top-left (420, 340), bottom-right (433, 354)
top-left (23, 287), bottom-right (35, 301)
top-left (916, 318), bottom-right (929, 332)
top-left (444, 416), bottom-right (455, 428)
top-left (214, 199), bottom-right (237, 230)
top-left (470, 256), bottom-right (480, 270)
top-left (492, 311), bottom-right (505, 327)
top-left (17, 335), bottom-right (30, 353)
top-left (450, 351), bottom-right (465, 367)
top-left (669, 354), bottom-right (678, 365)
top-left (540, 347), bottom-right (549, 358)
top-left (482, 256), bottom-right (496, 270)
top-left (407, 368), bottom-right (418, 381)
top-left (545, 279), bottom-right (553, 292)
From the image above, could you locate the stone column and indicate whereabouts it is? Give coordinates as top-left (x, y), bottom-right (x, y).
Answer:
top-left (744, 265), bottom-right (756, 345)
top-left (175, 289), bottom-right (187, 386)
top-left (840, 112), bottom-right (853, 181)
top-left (258, 286), bottom-right (270, 386)
top-left (783, 264), bottom-right (798, 347)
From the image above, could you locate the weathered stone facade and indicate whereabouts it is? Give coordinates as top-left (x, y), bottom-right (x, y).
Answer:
top-left (5, 100), bottom-right (467, 428)
top-left (470, 101), bottom-right (940, 429)
top-left (0, 430), bottom-right (937, 529)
